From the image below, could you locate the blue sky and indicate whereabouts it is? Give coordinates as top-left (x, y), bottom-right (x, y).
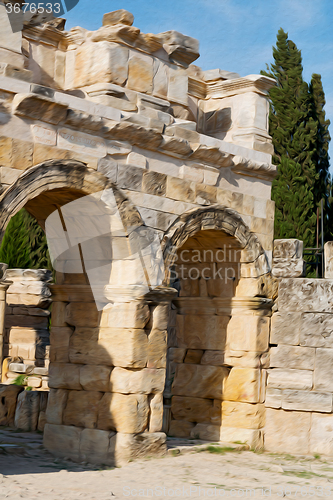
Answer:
top-left (64, 0), bottom-right (333, 161)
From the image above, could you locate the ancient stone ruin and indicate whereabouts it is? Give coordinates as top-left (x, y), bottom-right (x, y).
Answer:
top-left (0, 7), bottom-right (333, 465)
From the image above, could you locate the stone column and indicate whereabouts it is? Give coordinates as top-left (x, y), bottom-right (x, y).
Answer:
top-left (44, 283), bottom-right (176, 466)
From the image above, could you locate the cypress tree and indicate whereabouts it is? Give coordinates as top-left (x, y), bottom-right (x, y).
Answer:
top-left (309, 74), bottom-right (331, 238)
top-left (0, 208), bottom-right (52, 269)
top-left (262, 28), bottom-right (318, 248)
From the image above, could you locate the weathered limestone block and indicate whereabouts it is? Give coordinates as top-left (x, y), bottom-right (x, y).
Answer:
top-left (310, 413), bottom-right (333, 456)
top-left (12, 94), bottom-right (68, 125)
top-left (264, 408), bottom-right (311, 454)
top-left (224, 350), bottom-right (269, 369)
top-left (45, 388), bottom-right (68, 425)
top-left (267, 369), bottom-right (313, 390)
top-left (80, 428), bottom-right (116, 465)
top-left (223, 368), bottom-right (265, 403)
top-left (272, 239), bottom-right (304, 278)
top-left (172, 364), bottom-right (228, 400)
top-left (273, 239), bottom-right (303, 260)
top-left (184, 349), bottom-right (204, 364)
top-left (69, 327), bottom-right (148, 367)
top-left (171, 396), bottom-right (215, 423)
top-left (63, 391), bottom-right (103, 429)
top-left (166, 177), bottom-right (195, 203)
top-left (97, 393), bottom-right (149, 433)
top-left (190, 423), bottom-right (220, 441)
top-left (103, 9), bottom-right (134, 26)
top-left (324, 242), bottom-right (333, 279)
top-left (100, 301), bottom-right (150, 329)
top-left (80, 365), bottom-right (111, 392)
top-left (269, 345), bottom-right (315, 370)
top-left (314, 348), bottom-right (333, 391)
top-left (14, 391), bottom-right (40, 431)
top-left (270, 312), bottom-right (301, 345)
top-left (44, 423), bottom-right (82, 462)
top-left (176, 314), bottom-right (228, 350)
top-left (226, 315), bottom-right (269, 352)
top-left (235, 276), bottom-right (277, 299)
top-left (272, 259), bottom-right (304, 278)
top-left (74, 41), bottom-right (129, 88)
top-left (265, 388), bottom-right (282, 409)
top-left (147, 328), bottom-right (167, 368)
top-left (50, 327), bottom-right (72, 363)
top-left (282, 390), bottom-right (332, 412)
top-left (168, 420), bottom-right (195, 438)
top-left (149, 393), bottom-right (163, 432)
top-left (38, 411), bottom-right (46, 432)
top-left (168, 347), bottom-right (186, 363)
top-left (299, 313), bottom-right (333, 348)
top-left (219, 427), bottom-right (263, 449)
top-left (0, 384), bottom-right (24, 426)
top-left (48, 363), bottom-right (81, 390)
top-left (115, 432), bottom-right (166, 466)
top-left (221, 401), bottom-right (265, 429)
top-left (65, 302), bottom-right (99, 327)
top-left (110, 367), bottom-right (165, 394)
top-left (200, 350), bottom-right (225, 366)
top-left (278, 278), bottom-right (333, 312)
top-left (127, 55), bottom-right (153, 94)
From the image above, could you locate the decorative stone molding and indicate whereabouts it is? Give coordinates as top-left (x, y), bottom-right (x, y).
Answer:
top-left (232, 156), bottom-right (277, 180)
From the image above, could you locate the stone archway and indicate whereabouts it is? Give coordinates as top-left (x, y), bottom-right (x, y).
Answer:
top-left (161, 206), bottom-right (273, 447)
top-left (0, 160), bottom-right (172, 466)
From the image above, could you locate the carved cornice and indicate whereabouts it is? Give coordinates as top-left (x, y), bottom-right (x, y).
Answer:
top-left (231, 156), bottom-right (277, 180)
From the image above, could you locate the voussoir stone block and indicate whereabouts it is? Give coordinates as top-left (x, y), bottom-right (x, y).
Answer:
top-left (110, 367), bottom-right (165, 394)
top-left (97, 392), bottom-right (149, 433)
top-left (172, 364), bottom-right (228, 400)
top-left (267, 368), bottom-right (313, 390)
top-left (63, 390), bottom-right (103, 429)
top-left (264, 408), bottom-right (310, 455)
top-left (221, 401), bottom-right (265, 429)
top-left (223, 368), bottom-right (265, 403)
top-left (269, 345), bottom-right (315, 370)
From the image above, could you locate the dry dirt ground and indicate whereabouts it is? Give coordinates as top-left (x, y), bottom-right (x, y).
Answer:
top-left (0, 428), bottom-right (333, 500)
